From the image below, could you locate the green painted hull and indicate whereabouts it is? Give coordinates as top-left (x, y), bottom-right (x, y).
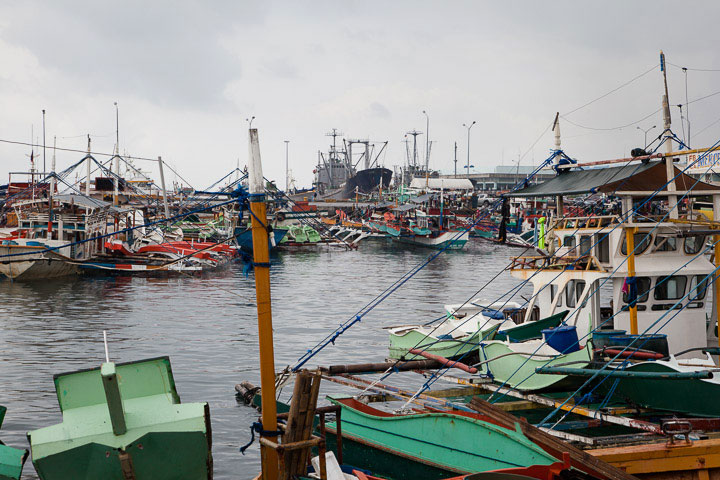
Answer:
top-left (494, 311), bottom-right (569, 342)
top-left (0, 444), bottom-right (27, 480)
top-left (388, 324), bottom-right (499, 361)
top-left (0, 406), bottom-right (28, 480)
top-left (29, 357), bottom-right (212, 480)
top-left (603, 362), bottom-right (720, 417)
top-left (478, 342), bottom-right (592, 391)
top-left (325, 398), bottom-right (557, 479)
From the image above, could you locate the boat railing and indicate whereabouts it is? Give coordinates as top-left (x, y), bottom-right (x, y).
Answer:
top-left (509, 254), bottom-right (606, 272)
top-left (554, 215), bottom-right (621, 230)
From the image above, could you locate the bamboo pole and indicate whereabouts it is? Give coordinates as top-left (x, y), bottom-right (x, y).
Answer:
top-left (248, 128), bottom-right (279, 480)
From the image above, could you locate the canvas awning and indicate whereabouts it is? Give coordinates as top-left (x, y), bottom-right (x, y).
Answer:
top-left (409, 178), bottom-right (474, 190)
top-left (506, 160), bottom-right (720, 197)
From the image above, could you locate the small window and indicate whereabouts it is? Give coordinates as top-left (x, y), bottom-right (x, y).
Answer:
top-left (550, 284), bottom-right (558, 303)
top-left (622, 304), bottom-right (647, 312)
top-left (685, 235), bottom-right (706, 255)
top-left (654, 236), bottom-right (677, 252)
top-left (565, 280), bottom-right (586, 308)
top-left (579, 235), bottom-right (592, 256)
top-left (596, 234), bottom-right (610, 263)
top-left (563, 236), bottom-right (576, 248)
top-left (689, 275), bottom-right (709, 301)
top-left (565, 282), bottom-right (576, 308)
top-left (654, 275), bottom-right (687, 301)
top-left (623, 277), bottom-right (651, 304)
top-left (621, 233), bottom-right (652, 255)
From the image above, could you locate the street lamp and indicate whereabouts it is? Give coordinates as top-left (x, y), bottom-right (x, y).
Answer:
top-left (422, 110), bottom-right (430, 172)
top-left (463, 121), bottom-right (476, 176)
top-left (636, 124), bottom-right (657, 148)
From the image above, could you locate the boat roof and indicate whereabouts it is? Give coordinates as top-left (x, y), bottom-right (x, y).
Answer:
top-left (506, 160), bottom-right (720, 198)
top-left (409, 178), bottom-right (474, 190)
top-left (55, 194), bottom-right (110, 209)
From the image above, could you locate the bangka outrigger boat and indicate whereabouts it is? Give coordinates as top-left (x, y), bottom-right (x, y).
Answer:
top-left (28, 356), bottom-right (212, 480)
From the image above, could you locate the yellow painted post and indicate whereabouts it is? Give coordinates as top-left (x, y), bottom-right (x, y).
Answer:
top-left (625, 227), bottom-right (639, 335)
top-left (248, 128), bottom-right (279, 480)
top-left (716, 233), bottom-right (720, 347)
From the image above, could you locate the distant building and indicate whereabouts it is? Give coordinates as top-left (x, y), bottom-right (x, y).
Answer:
top-left (440, 165), bottom-right (555, 192)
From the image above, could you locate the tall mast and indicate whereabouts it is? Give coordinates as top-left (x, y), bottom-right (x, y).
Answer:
top-left (248, 128), bottom-right (279, 480)
top-left (113, 102), bottom-right (120, 206)
top-left (85, 135), bottom-right (91, 196)
top-left (660, 51), bottom-right (678, 219)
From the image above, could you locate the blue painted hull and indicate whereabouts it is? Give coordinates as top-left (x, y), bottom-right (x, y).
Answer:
top-left (234, 227), bottom-right (288, 253)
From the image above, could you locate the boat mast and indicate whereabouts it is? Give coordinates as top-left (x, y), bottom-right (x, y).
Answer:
top-left (85, 135), bottom-right (91, 196)
top-left (113, 102), bottom-right (120, 206)
top-left (158, 156), bottom-right (171, 221)
top-left (661, 51), bottom-right (679, 219)
top-left (248, 128), bottom-right (279, 480)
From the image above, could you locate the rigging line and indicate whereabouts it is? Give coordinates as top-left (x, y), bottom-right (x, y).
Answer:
top-left (519, 120), bottom-right (553, 163)
top-left (0, 138), bottom-right (164, 164)
top-left (560, 108), bottom-right (662, 131)
top-left (668, 61), bottom-right (720, 73)
top-left (693, 115), bottom-right (720, 138)
top-left (563, 64), bottom-right (659, 117)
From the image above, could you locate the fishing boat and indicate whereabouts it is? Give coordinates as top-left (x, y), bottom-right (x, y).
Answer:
top-left (321, 397), bottom-right (559, 480)
top-left (28, 356), bottom-right (212, 480)
top-left (387, 301), bottom-right (524, 361)
top-left (0, 406), bottom-right (28, 480)
top-left (0, 194), bottom-right (128, 281)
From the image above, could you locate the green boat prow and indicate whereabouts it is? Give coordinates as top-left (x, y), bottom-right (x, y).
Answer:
top-left (325, 397), bottom-right (557, 480)
top-left (28, 356), bottom-right (212, 480)
top-left (0, 406), bottom-right (28, 480)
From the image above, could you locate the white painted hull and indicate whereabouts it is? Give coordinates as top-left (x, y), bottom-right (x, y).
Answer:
top-left (0, 245), bottom-right (78, 281)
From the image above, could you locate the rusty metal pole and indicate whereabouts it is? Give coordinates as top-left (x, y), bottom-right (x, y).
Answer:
top-left (248, 128), bottom-right (279, 480)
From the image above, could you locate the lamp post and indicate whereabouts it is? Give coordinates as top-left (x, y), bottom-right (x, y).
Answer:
top-left (284, 140), bottom-right (290, 192)
top-left (637, 124), bottom-right (657, 148)
top-left (463, 121), bottom-right (476, 176)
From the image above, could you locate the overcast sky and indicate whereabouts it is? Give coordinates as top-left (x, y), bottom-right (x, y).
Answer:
top-left (2, 1), bottom-right (720, 190)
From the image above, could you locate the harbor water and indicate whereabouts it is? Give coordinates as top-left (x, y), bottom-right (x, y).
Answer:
top-left (0, 239), bottom-right (531, 479)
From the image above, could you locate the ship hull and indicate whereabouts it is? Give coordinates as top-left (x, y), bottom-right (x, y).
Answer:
top-left (342, 168), bottom-right (392, 198)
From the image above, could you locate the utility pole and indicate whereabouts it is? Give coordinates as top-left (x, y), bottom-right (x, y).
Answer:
top-left (42, 109), bottom-right (46, 176)
top-left (284, 140), bottom-right (290, 192)
top-left (422, 110), bottom-right (430, 177)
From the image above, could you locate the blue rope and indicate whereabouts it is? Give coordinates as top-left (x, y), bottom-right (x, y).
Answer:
top-left (239, 421), bottom-right (283, 454)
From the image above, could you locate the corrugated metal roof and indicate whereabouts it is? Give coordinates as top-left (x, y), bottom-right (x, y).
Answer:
top-left (503, 161), bottom-right (720, 197)
top-left (55, 194), bottom-right (111, 209)
top-left (409, 178), bottom-right (474, 190)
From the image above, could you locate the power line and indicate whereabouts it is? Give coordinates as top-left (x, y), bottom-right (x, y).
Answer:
top-left (668, 61), bottom-right (720, 72)
top-left (560, 107), bottom-right (661, 131)
top-left (563, 64), bottom-right (658, 117)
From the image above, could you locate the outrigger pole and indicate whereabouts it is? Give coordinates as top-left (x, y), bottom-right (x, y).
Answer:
top-left (248, 128), bottom-right (279, 480)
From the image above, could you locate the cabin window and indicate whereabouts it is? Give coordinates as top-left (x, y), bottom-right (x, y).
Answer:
top-left (565, 280), bottom-right (586, 308)
top-left (621, 233), bottom-right (652, 255)
top-left (654, 275), bottom-right (687, 301)
top-left (653, 236), bottom-right (677, 252)
top-left (684, 235), bottom-right (706, 255)
top-left (689, 275), bottom-right (709, 301)
top-left (550, 284), bottom-right (558, 303)
top-left (623, 276), bottom-right (651, 304)
top-left (596, 234), bottom-right (610, 263)
top-left (579, 235), bottom-right (592, 256)
top-left (563, 236), bottom-right (576, 248)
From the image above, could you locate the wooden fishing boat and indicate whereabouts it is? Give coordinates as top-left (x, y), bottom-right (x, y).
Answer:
top-left (387, 301), bottom-right (524, 361)
top-left (477, 341), bottom-right (593, 391)
top-left (28, 357), bottom-right (212, 480)
top-left (234, 225), bottom-right (288, 253)
top-left (322, 397), bottom-right (558, 480)
top-left (590, 353), bottom-right (720, 417)
top-left (0, 406), bottom-right (28, 480)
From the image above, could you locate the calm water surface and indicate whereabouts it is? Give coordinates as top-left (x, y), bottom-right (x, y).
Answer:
top-left (0, 239), bottom-right (531, 479)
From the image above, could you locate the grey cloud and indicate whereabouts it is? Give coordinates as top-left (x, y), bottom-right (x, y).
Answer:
top-left (1, 1), bottom-right (268, 109)
top-left (369, 102), bottom-right (390, 119)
